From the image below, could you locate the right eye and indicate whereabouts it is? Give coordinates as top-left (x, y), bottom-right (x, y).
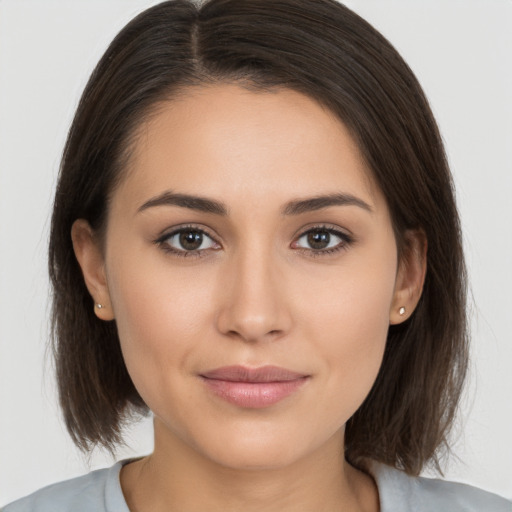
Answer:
top-left (156, 227), bottom-right (220, 257)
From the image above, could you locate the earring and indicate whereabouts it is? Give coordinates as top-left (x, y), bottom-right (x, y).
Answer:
top-left (399, 306), bottom-right (406, 316)
top-left (96, 303), bottom-right (104, 309)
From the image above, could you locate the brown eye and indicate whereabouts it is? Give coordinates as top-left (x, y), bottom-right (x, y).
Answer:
top-left (159, 228), bottom-right (219, 254)
top-left (307, 230), bottom-right (331, 250)
top-left (179, 230), bottom-right (204, 250)
top-left (294, 227), bottom-right (351, 254)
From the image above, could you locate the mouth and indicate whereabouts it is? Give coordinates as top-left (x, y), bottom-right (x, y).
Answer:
top-left (199, 365), bottom-right (310, 408)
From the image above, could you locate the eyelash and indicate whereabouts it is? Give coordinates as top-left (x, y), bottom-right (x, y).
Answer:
top-left (293, 225), bottom-right (354, 257)
top-left (154, 224), bottom-right (354, 259)
top-left (154, 225), bottom-right (218, 259)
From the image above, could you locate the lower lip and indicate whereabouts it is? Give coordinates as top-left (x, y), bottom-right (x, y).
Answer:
top-left (201, 377), bottom-right (308, 408)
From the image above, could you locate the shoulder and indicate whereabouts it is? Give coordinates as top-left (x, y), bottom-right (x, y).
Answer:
top-left (1, 462), bottom-right (129, 512)
top-left (369, 462), bottom-right (512, 512)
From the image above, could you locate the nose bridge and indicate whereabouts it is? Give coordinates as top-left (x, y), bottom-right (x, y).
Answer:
top-left (216, 239), bottom-right (289, 342)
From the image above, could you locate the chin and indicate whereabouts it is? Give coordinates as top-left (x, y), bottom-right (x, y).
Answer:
top-left (189, 421), bottom-right (337, 472)
top-left (205, 441), bottom-right (304, 471)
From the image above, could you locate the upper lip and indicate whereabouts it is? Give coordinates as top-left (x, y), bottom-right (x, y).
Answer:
top-left (200, 365), bottom-right (308, 383)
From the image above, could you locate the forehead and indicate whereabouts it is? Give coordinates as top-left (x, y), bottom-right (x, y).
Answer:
top-left (115, 83), bottom-right (382, 211)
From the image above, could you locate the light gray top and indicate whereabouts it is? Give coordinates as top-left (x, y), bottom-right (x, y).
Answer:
top-left (3, 460), bottom-right (511, 511)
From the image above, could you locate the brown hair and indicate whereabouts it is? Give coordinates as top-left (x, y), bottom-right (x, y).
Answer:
top-left (49, 0), bottom-right (468, 476)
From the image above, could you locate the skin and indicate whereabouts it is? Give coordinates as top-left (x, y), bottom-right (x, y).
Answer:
top-left (72, 83), bottom-right (426, 512)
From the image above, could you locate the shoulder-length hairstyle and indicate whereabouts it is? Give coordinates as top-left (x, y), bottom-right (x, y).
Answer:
top-left (49, 0), bottom-right (468, 476)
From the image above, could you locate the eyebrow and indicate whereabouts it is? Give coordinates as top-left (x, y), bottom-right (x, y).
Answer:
top-left (282, 193), bottom-right (373, 215)
top-left (138, 191), bottom-right (228, 215)
top-left (137, 191), bottom-right (372, 216)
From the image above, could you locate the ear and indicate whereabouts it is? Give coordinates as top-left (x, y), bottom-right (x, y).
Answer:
top-left (71, 219), bottom-right (114, 321)
top-left (389, 229), bottom-right (427, 325)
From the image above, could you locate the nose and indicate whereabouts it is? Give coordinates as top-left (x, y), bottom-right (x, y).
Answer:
top-left (215, 245), bottom-right (292, 343)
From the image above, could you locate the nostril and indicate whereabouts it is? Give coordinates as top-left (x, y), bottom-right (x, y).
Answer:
top-left (224, 327), bottom-right (283, 343)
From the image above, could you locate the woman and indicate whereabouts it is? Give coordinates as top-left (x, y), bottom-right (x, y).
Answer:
top-left (3, 0), bottom-right (510, 510)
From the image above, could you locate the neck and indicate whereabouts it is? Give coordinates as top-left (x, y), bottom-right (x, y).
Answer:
top-left (120, 419), bottom-right (379, 512)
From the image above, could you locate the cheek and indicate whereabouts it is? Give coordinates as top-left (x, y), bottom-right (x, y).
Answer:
top-left (296, 250), bottom-right (396, 345)
top-left (294, 253), bottom-right (396, 419)
top-left (105, 254), bottom-right (217, 400)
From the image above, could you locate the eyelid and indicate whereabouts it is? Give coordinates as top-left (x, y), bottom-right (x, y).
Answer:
top-left (154, 224), bottom-right (222, 257)
top-left (292, 223), bottom-right (353, 241)
top-left (156, 223), bottom-right (219, 241)
top-left (291, 224), bottom-right (354, 255)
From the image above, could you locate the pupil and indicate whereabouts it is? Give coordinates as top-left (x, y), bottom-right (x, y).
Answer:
top-left (307, 230), bottom-right (330, 249)
top-left (180, 231), bottom-right (202, 250)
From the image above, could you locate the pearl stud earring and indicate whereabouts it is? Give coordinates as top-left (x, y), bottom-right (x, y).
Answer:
top-left (399, 306), bottom-right (406, 316)
top-left (96, 303), bottom-right (104, 309)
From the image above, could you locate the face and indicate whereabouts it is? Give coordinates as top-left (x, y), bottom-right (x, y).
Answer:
top-left (75, 83), bottom-right (421, 470)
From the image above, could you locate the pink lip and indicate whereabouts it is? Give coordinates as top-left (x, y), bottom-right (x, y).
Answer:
top-left (200, 365), bottom-right (309, 408)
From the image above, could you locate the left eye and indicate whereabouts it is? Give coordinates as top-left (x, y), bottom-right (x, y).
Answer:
top-left (294, 229), bottom-right (346, 251)
top-left (162, 229), bottom-right (218, 252)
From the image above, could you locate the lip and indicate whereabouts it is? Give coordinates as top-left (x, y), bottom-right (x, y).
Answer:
top-left (200, 365), bottom-right (309, 408)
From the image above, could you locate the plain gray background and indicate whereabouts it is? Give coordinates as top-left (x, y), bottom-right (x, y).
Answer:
top-left (1, 0), bottom-right (511, 505)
